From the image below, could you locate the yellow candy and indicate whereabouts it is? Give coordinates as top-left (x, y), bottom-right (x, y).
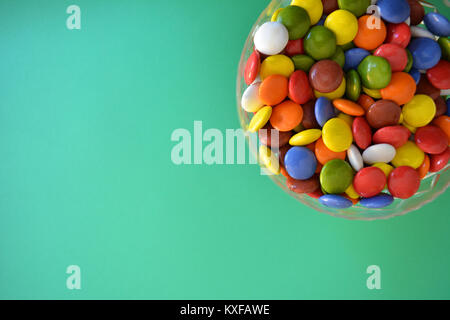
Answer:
top-left (398, 112), bottom-right (404, 124)
top-left (391, 141), bottom-right (425, 169)
top-left (291, 0), bottom-right (323, 25)
top-left (362, 86), bottom-right (382, 99)
top-left (402, 94), bottom-right (436, 128)
top-left (248, 106), bottom-right (272, 133)
top-left (337, 113), bottom-right (353, 128)
top-left (259, 145), bottom-right (280, 175)
top-left (372, 162), bottom-right (394, 178)
top-left (314, 77), bottom-right (346, 100)
top-left (271, 8), bottom-right (283, 22)
top-left (402, 122), bottom-right (416, 133)
top-left (289, 129), bottom-right (322, 146)
top-left (322, 118), bottom-right (353, 152)
top-left (260, 54), bottom-right (295, 80)
top-left (345, 184), bottom-right (360, 199)
top-left (324, 9), bottom-right (358, 45)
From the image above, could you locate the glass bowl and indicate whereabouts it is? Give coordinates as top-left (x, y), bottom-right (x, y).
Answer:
top-left (236, 0), bottom-right (449, 220)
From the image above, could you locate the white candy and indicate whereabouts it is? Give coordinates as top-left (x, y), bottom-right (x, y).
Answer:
top-left (254, 22), bottom-right (289, 56)
top-left (241, 82), bottom-right (264, 112)
top-left (347, 144), bottom-right (364, 172)
top-left (362, 144), bottom-right (396, 165)
top-left (405, 17), bottom-right (410, 26)
top-left (410, 25), bottom-right (436, 40)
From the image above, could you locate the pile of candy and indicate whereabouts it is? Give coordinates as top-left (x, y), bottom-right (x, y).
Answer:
top-left (241, 0), bottom-right (450, 209)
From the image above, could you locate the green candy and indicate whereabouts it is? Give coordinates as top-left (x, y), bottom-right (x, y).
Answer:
top-left (340, 41), bottom-right (355, 51)
top-left (320, 159), bottom-right (354, 194)
top-left (338, 0), bottom-right (371, 17)
top-left (346, 69), bottom-right (361, 102)
top-left (277, 5), bottom-right (311, 40)
top-left (404, 49), bottom-right (413, 73)
top-left (331, 46), bottom-right (345, 68)
top-left (304, 26), bottom-right (337, 60)
top-left (292, 54), bottom-right (315, 72)
top-left (438, 37), bottom-right (450, 62)
top-left (357, 55), bottom-right (392, 90)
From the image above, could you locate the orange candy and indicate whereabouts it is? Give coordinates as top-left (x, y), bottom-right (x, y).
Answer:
top-left (333, 99), bottom-right (365, 116)
top-left (417, 155), bottom-right (430, 179)
top-left (353, 15), bottom-right (387, 51)
top-left (259, 75), bottom-right (288, 106)
top-left (357, 94), bottom-right (375, 111)
top-left (315, 162), bottom-right (323, 174)
top-left (315, 137), bottom-right (346, 165)
top-left (432, 116), bottom-right (450, 141)
top-left (380, 72), bottom-right (416, 106)
top-left (270, 100), bottom-right (304, 132)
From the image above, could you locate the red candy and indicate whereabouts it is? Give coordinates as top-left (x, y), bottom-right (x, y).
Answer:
top-left (388, 166), bottom-right (421, 199)
top-left (415, 125), bottom-right (449, 155)
top-left (287, 174), bottom-right (320, 194)
top-left (353, 167), bottom-right (387, 198)
top-left (373, 125), bottom-right (411, 148)
top-left (386, 23), bottom-right (411, 48)
top-left (285, 39), bottom-right (304, 57)
top-left (244, 50), bottom-right (260, 85)
top-left (373, 43), bottom-right (408, 72)
top-left (289, 70), bottom-right (313, 104)
top-left (426, 60), bottom-right (450, 90)
top-left (352, 117), bottom-right (372, 150)
top-left (429, 147), bottom-right (450, 173)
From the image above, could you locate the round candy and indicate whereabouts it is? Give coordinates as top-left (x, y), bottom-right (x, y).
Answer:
top-left (289, 70), bottom-right (313, 104)
top-left (254, 22), bottom-right (289, 56)
top-left (391, 141), bottom-right (425, 169)
top-left (357, 94), bottom-right (375, 111)
top-left (330, 46), bottom-right (345, 68)
top-left (402, 95), bottom-right (436, 128)
top-left (353, 15), bottom-right (387, 51)
top-left (372, 162), bottom-right (394, 179)
top-left (407, 0), bottom-right (425, 25)
top-left (285, 39), bottom-right (304, 57)
top-left (337, 0), bottom-right (370, 17)
top-left (337, 113), bottom-right (353, 128)
top-left (352, 117), bottom-right (372, 149)
top-left (416, 77), bottom-right (440, 100)
top-left (322, 0), bottom-right (339, 15)
top-left (322, 118), bottom-right (353, 152)
top-left (319, 194), bottom-right (353, 208)
top-left (315, 97), bottom-right (335, 127)
top-left (291, 0), bottom-right (324, 25)
top-left (301, 100), bottom-right (320, 129)
top-left (388, 166), bottom-right (420, 199)
top-left (324, 9), bottom-right (358, 45)
top-left (427, 60), bottom-right (450, 90)
top-left (435, 96), bottom-right (448, 118)
top-left (345, 70), bottom-right (362, 102)
top-left (277, 5), bottom-right (311, 40)
top-left (408, 38), bottom-right (442, 70)
top-left (245, 50), bottom-right (261, 85)
top-left (353, 167), bottom-right (387, 198)
top-left (423, 12), bottom-right (450, 37)
top-left (373, 43), bottom-right (408, 72)
top-left (357, 55), bottom-right (392, 90)
top-left (304, 26), bottom-right (337, 61)
top-left (290, 129), bottom-right (322, 146)
top-left (380, 72), bottom-right (416, 105)
top-left (360, 193), bottom-right (394, 208)
top-left (362, 144), bottom-right (396, 165)
top-left (259, 75), bottom-right (289, 106)
top-left (415, 125), bottom-right (448, 155)
top-left (287, 174), bottom-right (320, 193)
top-left (259, 123), bottom-right (293, 148)
top-left (373, 125), bottom-right (411, 148)
top-left (292, 54), bottom-right (315, 72)
top-left (260, 55), bottom-right (295, 80)
top-left (429, 147), bottom-right (450, 172)
top-left (314, 76), bottom-right (346, 100)
top-left (333, 99), bottom-right (365, 116)
top-left (248, 106), bottom-right (272, 133)
top-left (366, 100), bottom-right (401, 129)
top-left (315, 137), bottom-right (346, 165)
top-left (409, 68), bottom-right (421, 85)
top-left (417, 154), bottom-right (430, 179)
top-left (347, 144), bottom-right (364, 172)
top-left (386, 22), bottom-right (411, 48)
top-left (270, 100), bottom-right (304, 132)
top-left (438, 37), bottom-right (450, 62)
top-left (284, 146), bottom-right (317, 180)
top-left (320, 159), bottom-right (354, 194)
top-left (241, 82), bottom-right (264, 112)
top-left (309, 60), bottom-right (343, 93)
top-left (345, 184), bottom-right (360, 199)
top-left (377, 0), bottom-right (410, 24)
top-left (433, 116), bottom-right (450, 141)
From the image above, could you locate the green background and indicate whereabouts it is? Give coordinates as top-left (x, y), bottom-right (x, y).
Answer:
top-left (0, 0), bottom-right (449, 300)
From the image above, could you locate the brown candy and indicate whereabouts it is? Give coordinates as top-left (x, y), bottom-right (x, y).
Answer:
top-left (416, 76), bottom-right (440, 100)
top-left (278, 144), bottom-right (291, 167)
top-left (301, 99), bottom-right (320, 129)
top-left (366, 100), bottom-right (401, 129)
top-left (434, 96), bottom-right (447, 118)
top-left (286, 174), bottom-right (320, 194)
top-left (309, 60), bottom-right (343, 93)
top-left (322, 0), bottom-right (339, 15)
top-left (258, 123), bottom-right (292, 148)
top-left (407, 0), bottom-right (425, 26)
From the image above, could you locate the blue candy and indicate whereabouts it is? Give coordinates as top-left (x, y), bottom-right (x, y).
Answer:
top-left (408, 38), bottom-right (442, 70)
top-left (424, 12), bottom-right (450, 37)
top-left (446, 98), bottom-right (450, 117)
top-left (344, 48), bottom-right (370, 71)
top-left (360, 193), bottom-right (394, 209)
top-left (319, 195), bottom-right (353, 209)
top-left (315, 97), bottom-right (335, 127)
top-left (317, 15), bottom-right (326, 26)
top-left (377, 0), bottom-right (410, 24)
top-left (284, 147), bottom-right (317, 180)
top-left (409, 68), bottom-right (421, 85)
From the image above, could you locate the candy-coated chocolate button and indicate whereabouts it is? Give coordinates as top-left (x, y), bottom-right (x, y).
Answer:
top-left (423, 12), bottom-right (450, 37)
top-left (304, 26), bottom-right (337, 60)
top-left (386, 22), bottom-right (411, 48)
top-left (417, 154), bottom-right (430, 179)
top-left (362, 144), bottom-right (396, 165)
top-left (284, 146), bottom-right (317, 180)
top-left (388, 166), bottom-right (420, 199)
top-left (345, 183), bottom-right (360, 199)
top-left (314, 137), bottom-right (346, 165)
top-left (270, 100), bottom-right (304, 132)
top-left (286, 174), bottom-right (320, 193)
top-left (291, 54), bottom-right (316, 72)
top-left (353, 167), bottom-right (387, 198)
top-left (285, 39), bottom-right (304, 57)
top-left (322, 118), bottom-right (353, 152)
top-left (402, 94), bottom-right (436, 128)
top-left (320, 159), bottom-right (354, 194)
top-left (357, 94), bottom-right (375, 111)
top-left (259, 123), bottom-right (293, 148)
top-left (260, 54), bottom-right (295, 80)
top-left (309, 60), bottom-right (343, 93)
top-left (344, 48), bottom-right (370, 71)
top-left (319, 194), bottom-right (353, 208)
top-left (315, 97), bottom-right (335, 127)
top-left (377, 0), bottom-right (410, 24)
top-left (380, 72), bottom-right (416, 105)
top-left (366, 99), bottom-right (401, 129)
top-left (429, 147), bottom-right (450, 172)
top-left (374, 43), bottom-right (408, 72)
top-left (347, 144), bottom-right (363, 172)
top-left (333, 99), bottom-right (365, 116)
top-left (323, 0), bottom-right (339, 15)
top-left (415, 125), bottom-right (448, 155)
top-left (277, 5), bottom-right (311, 40)
top-left (241, 82), bottom-right (264, 112)
top-left (362, 87), bottom-right (382, 99)
top-left (373, 125), bottom-right (411, 148)
top-left (289, 70), bottom-right (313, 104)
top-left (409, 68), bottom-right (421, 85)
top-left (407, 0), bottom-right (425, 25)
top-left (352, 117), bottom-right (372, 149)
top-left (372, 162), bottom-right (394, 179)
top-left (432, 116), bottom-right (450, 141)
top-left (301, 100), bottom-right (320, 129)
top-left (331, 46), bottom-right (345, 68)
top-left (245, 50), bottom-right (261, 85)
top-left (434, 97), bottom-right (447, 118)
top-left (345, 69), bottom-right (361, 102)
top-left (254, 22), bottom-right (289, 56)
top-left (337, 113), bottom-right (353, 128)
top-left (438, 37), bottom-right (450, 62)
top-left (337, 0), bottom-right (370, 17)
top-left (291, 0), bottom-right (324, 25)
top-left (408, 38), bottom-right (442, 70)
top-left (248, 106), bottom-right (272, 133)
top-left (357, 55), bottom-right (392, 90)
top-left (416, 77), bottom-right (441, 100)
top-left (314, 77), bottom-right (346, 100)
top-left (426, 60), bottom-right (450, 90)
top-left (324, 9), bottom-right (358, 45)
top-left (360, 193), bottom-right (394, 208)
top-left (404, 49), bottom-right (413, 72)
top-left (391, 141), bottom-right (425, 169)
top-left (259, 75), bottom-right (289, 106)
top-left (290, 129), bottom-right (322, 146)
top-left (259, 145), bottom-right (280, 175)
